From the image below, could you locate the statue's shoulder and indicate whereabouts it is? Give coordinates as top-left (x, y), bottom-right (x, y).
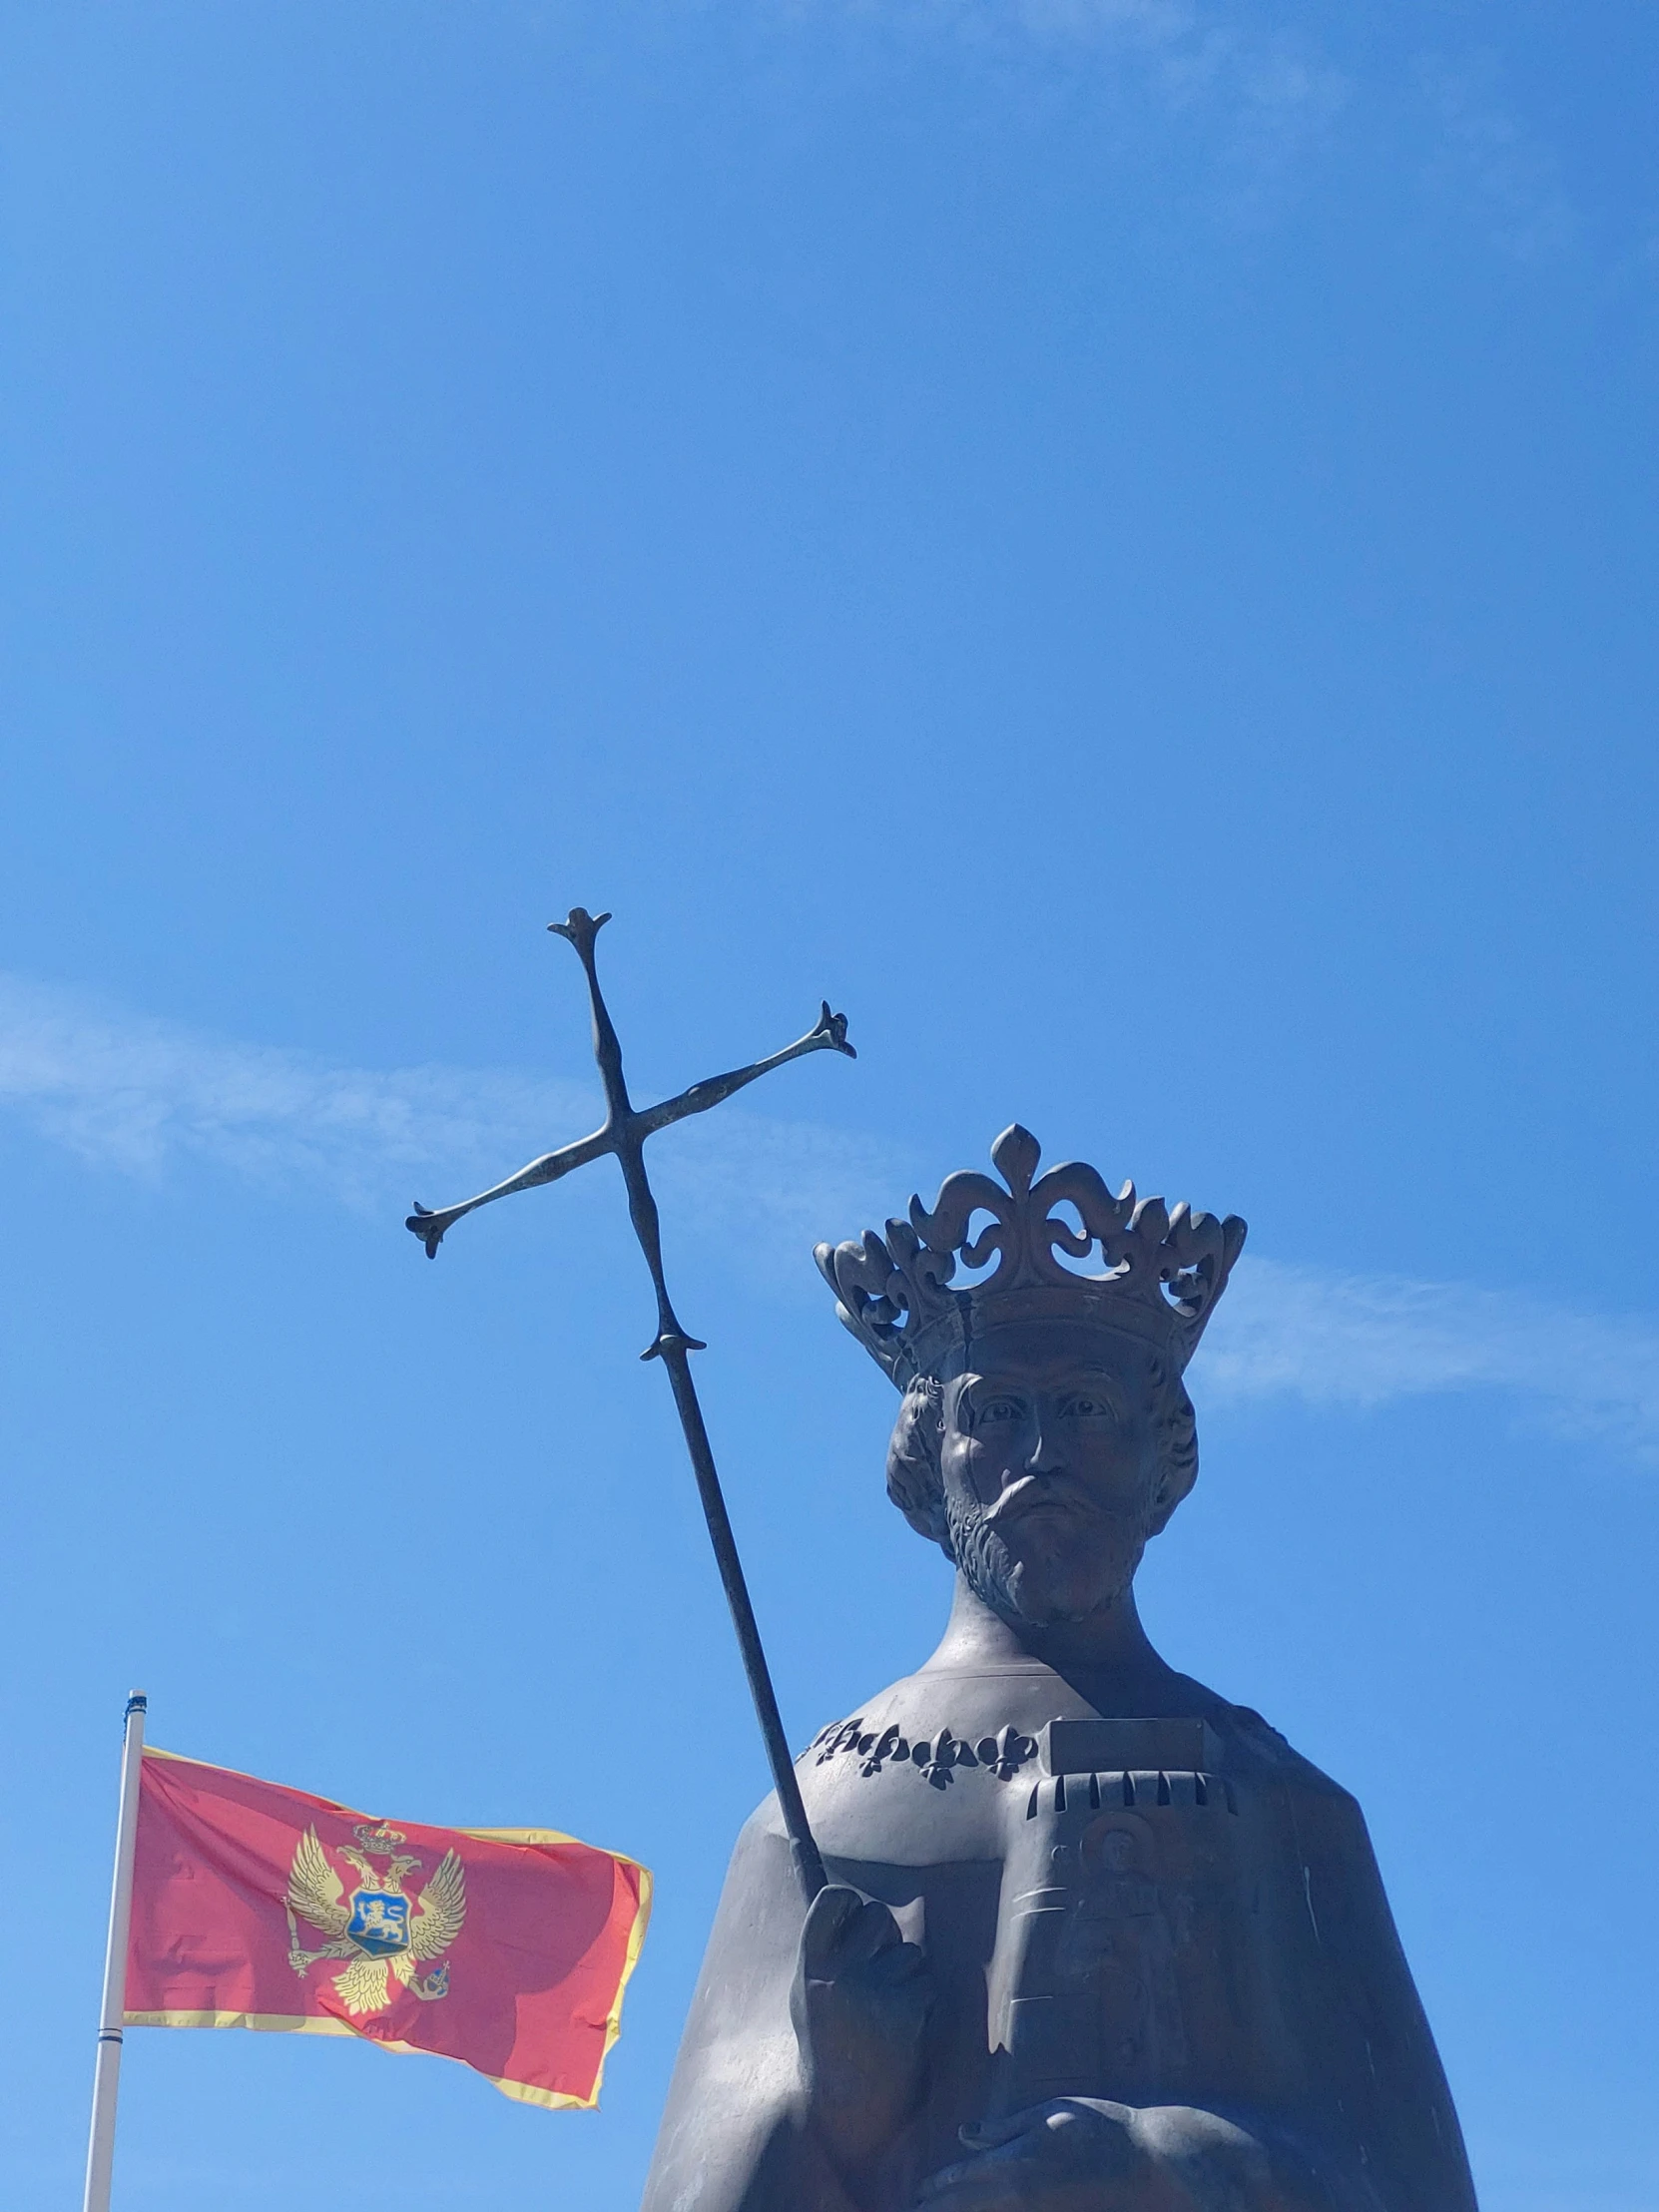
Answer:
top-left (787, 1663), bottom-right (1047, 1865)
top-left (1173, 1669), bottom-right (1358, 1805)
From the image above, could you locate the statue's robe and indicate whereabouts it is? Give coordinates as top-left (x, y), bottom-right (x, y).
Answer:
top-left (642, 1654), bottom-right (1478, 2212)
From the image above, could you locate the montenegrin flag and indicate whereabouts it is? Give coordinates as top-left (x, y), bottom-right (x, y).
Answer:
top-left (124, 1748), bottom-right (652, 2110)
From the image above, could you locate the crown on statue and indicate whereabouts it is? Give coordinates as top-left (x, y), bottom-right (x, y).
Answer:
top-left (815, 1124), bottom-right (1246, 1387)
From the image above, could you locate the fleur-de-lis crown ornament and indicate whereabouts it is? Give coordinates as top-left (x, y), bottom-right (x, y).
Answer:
top-left (815, 1124), bottom-right (1247, 1388)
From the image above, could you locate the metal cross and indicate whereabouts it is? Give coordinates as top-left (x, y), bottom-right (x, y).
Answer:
top-left (407, 906), bottom-right (853, 1901)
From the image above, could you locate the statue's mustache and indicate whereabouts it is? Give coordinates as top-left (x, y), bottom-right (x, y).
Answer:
top-left (982, 1474), bottom-right (1089, 1527)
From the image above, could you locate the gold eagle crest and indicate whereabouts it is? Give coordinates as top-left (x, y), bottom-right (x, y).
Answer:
top-left (284, 1821), bottom-right (466, 2016)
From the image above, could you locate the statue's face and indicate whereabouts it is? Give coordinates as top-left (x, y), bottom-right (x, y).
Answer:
top-left (938, 1320), bottom-right (1163, 1629)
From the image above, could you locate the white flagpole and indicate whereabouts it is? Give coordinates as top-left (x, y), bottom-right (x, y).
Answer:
top-left (82, 1690), bottom-right (147, 2212)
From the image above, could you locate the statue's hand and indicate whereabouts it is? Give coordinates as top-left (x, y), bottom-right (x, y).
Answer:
top-left (792, 1884), bottom-right (931, 2168)
top-left (916, 2100), bottom-right (1327, 2212)
top-left (915, 2100), bottom-right (1148, 2211)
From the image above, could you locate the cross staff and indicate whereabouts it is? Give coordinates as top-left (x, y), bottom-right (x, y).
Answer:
top-left (407, 906), bottom-right (852, 1902)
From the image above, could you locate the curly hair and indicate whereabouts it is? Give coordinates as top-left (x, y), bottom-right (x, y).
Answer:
top-left (884, 1354), bottom-right (1199, 1557)
top-left (885, 1375), bottom-right (951, 1547)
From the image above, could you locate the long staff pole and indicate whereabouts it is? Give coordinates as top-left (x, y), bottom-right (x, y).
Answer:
top-left (82, 1691), bottom-right (146, 2212)
top-left (407, 911), bottom-right (847, 1902)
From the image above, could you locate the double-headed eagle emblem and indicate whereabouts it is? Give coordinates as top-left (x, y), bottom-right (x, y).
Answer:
top-left (285, 1820), bottom-right (466, 2016)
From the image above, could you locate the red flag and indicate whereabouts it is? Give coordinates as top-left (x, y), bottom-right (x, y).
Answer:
top-left (125, 1748), bottom-right (651, 2110)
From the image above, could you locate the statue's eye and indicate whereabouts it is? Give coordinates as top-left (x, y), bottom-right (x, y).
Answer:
top-left (1064, 1394), bottom-right (1113, 1419)
top-left (977, 1397), bottom-right (1022, 1424)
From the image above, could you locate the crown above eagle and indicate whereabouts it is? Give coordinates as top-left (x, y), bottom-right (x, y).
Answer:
top-left (815, 1124), bottom-right (1247, 1387)
top-left (352, 1822), bottom-right (407, 1856)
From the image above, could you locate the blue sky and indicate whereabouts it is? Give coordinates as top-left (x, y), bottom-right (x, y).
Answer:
top-left (3, 4), bottom-right (1657, 2208)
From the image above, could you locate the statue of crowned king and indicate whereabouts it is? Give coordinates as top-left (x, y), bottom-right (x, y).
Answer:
top-left (642, 1124), bottom-right (1478, 2212)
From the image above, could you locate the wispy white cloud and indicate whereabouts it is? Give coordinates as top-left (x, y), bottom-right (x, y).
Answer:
top-left (768, 0), bottom-right (1351, 185)
top-left (0, 973), bottom-right (902, 1270)
top-left (1415, 53), bottom-right (1575, 260)
top-left (0, 973), bottom-right (593, 1202)
top-left (772, 8), bottom-right (1593, 261)
top-left (1199, 1258), bottom-right (1659, 1460)
top-left (5, 973), bottom-right (1656, 1452)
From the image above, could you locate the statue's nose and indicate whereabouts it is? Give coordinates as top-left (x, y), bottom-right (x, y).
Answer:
top-left (1024, 1420), bottom-right (1066, 1475)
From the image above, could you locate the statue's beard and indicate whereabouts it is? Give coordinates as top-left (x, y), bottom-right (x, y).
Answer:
top-left (943, 1482), bottom-right (1142, 1630)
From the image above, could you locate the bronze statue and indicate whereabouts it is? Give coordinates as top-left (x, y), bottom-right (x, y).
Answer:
top-left (643, 1125), bottom-right (1477, 2212)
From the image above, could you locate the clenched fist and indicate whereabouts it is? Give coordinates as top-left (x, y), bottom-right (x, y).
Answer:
top-left (792, 1884), bottom-right (932, 2169)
